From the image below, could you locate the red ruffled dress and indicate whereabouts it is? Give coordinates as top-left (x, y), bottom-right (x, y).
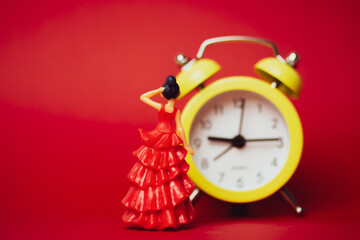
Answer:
top-left (122, 104), bottom-right (195, 230)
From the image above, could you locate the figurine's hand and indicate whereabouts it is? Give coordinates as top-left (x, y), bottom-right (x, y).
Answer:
top-left (184, 145), bottom-right (194, 155)
top-left (158, 87), bottom-right (165, 92)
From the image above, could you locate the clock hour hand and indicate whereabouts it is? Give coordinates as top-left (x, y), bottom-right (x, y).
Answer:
top-left (208, 135), bottom-right (246, 149)
top-left (208, 136), bottom-right (233, 143)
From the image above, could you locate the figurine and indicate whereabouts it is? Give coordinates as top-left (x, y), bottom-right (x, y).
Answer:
top-left (122, 76), bottom-right (195, 230)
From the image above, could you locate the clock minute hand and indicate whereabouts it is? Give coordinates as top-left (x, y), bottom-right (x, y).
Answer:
top-left (209, 135), bottom-right (283, 160)
top-left (210, 136), bottom-right (283, 161)
top-left (246, 137), bottom-right (282, 142)
top-left (247, 137), bottom-right (284, 148)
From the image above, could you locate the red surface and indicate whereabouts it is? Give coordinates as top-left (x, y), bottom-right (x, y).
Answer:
top-left (0, 0), bottom-right (359, 239)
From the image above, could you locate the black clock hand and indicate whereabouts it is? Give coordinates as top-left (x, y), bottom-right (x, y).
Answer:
top-left (246, 137), bottom-right (282, 142)
top-left (213, 98), bottom-right (245, 161)
top-left (208, 136), bottom-right (233, 142)
top-left (211, 135), bottom-right (245, 160)
top-left (209, 135), bottom-right (282, 148)
top-left (247, 137), bottom-right (284, 148)
top-left (210, 135), bottom-right (283, 160)
top-left (238, 98), bottom-right (245, 134)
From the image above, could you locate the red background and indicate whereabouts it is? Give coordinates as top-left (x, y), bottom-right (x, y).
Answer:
top-left (1, 0), bottom-right (359, 239)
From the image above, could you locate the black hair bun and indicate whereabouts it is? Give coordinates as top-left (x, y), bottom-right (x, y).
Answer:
top-left (166, 75), bottom-right (177, 86)
top-left (162, 75), bottom-right (180, 100)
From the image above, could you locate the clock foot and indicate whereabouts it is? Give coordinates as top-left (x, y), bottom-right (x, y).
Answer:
top-left (279, 186), bottom-right (304, 217)
top-left (190, 187), bottom-right (204, 205)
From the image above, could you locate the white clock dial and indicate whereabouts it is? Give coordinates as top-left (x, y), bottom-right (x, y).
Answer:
top-left (189, 90), bottom-right (290, 192)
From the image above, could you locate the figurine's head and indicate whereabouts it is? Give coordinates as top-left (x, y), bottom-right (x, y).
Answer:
top-left (162, 75), bottom-right (180, 100)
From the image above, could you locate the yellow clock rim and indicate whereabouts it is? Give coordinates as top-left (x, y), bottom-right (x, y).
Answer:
top-left (181, 76), bottom-right (303, 203)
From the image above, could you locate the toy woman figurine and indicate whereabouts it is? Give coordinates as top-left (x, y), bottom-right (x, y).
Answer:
top-left (122, 76), bottom-right (195, 230)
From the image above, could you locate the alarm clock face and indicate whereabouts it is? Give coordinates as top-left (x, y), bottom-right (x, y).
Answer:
top-left (189, 90), bottom-right (290, 192)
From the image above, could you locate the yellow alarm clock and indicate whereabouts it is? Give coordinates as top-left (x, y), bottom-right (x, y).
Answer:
top-left (175, 36), bottom-right (304, 215)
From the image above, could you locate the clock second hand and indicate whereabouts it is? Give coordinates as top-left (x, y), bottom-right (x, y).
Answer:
top-left (214, 145), bottom-right (233, 161)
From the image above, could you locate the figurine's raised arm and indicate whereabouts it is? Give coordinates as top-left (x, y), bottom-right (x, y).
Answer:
top-left (140, 87), bottom-right (165, 111)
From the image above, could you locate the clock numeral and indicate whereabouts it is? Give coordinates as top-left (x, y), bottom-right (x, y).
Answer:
top-left (278, 138), bottom-right (283, 148)
top-left (200, 158), bottom-right (209, 170)
top-left (272, 118), bottom-right (279, 129)
top-left (200, 119), bottom-right (212, 130)
top-left (258, 103), bottom-right (262, 113)
top-left (233, 98), bottom-right (245, 108)
top-left (257, 172), bottom-right (263, 183)
top-left (214, 105), bottom-right (224, 115)
top-left (236, 177), bottom-right (244, 188)
top-left (271, 158), bottom-right (278, 167)
top-left (194, 138), bottom-right (202, 149)
top-left (218, 172), bottom-right (225, 183)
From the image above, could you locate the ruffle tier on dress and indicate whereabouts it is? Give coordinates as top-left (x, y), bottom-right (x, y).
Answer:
top-left (122, 199), bottom-right (194, 230)
top-left (122, 174), bottom-right (194, 212)
top-left (138, 128), bottom-right (183, 149)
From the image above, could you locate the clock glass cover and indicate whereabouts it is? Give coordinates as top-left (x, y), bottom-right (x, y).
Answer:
top-left (189, 90), bottom-right (290, 192)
